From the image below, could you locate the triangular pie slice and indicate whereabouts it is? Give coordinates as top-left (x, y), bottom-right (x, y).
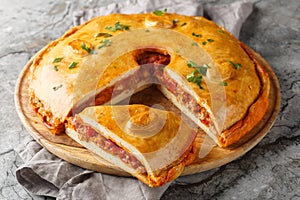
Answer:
top-left (66, 104), bottom-right (197, 187)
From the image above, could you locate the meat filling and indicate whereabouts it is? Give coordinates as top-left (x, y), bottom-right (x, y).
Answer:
top-left (135, 50), bottom-right (211, 126)
top-left (72, 117), bottom-right (146, 174)
top-left (135, 49), bottom-right (171, 66)
top-left (154, 70), bottom-right (211, 126)
top-left (29, 91), bottom-right (64, 134)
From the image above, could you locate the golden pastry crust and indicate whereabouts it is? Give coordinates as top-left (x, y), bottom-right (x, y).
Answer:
top-left (78, 105), bottom-right (192, 153)
top-left (28, 13), bottom-right (270, 147)
top-left (218, 42), bottom-right (270, 147)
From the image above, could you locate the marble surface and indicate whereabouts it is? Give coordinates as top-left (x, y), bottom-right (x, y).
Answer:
top-left (0, 0), bottom-right (299, 199)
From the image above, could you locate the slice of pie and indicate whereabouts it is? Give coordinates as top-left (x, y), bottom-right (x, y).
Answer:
top-left (66, 104), bottom-right (197, 187)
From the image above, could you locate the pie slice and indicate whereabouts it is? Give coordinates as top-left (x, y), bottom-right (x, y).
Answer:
top-left (66, 104), bottom-right (197, 187)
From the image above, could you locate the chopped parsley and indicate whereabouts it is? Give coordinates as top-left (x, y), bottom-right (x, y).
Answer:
top-left (186, 61), bottom-right (210, 89)
top-left (187, 71), bottom-right (203, 89)
top-left (54, 65), bottom-right (58, 71)
top-left (187, 70), bottom-right (201, 80)
top-left (105, 22), bottom-right (130, 32)
top-left (218, 29), bottom-right (224, 33)
top-left (192, 32), bottom-right (201, 37)
top-left (52, 57), bottom-right (63, 63)
top-left (94, 32), bottom-right (112, 38)
top-left (52, 84), bottom-right (62, 91)
top-left (81, 42), bottom-right (95, 54)
top-left (191, 42), bottom-right (199, 46)
top-left (198, 64), bottom-right (209, 76)
top-left (68, 62), bottom-right (78, 69)
top-left (153, 8), bottom-right (167, 16)
top-left (98, 39), bottom-right (111, 49)
top-left (173, 19), bottom-right (179, 24)
top-left (202, 39), bottom-right (214, 45)
top-left (180, 22), bottom-right (187, 27)
top-left (228, 60), bottom-right (242, 69)
top-left (219, 81), bottom-right (228, 86)
top-left (187, 61), bottom-right (198, 68)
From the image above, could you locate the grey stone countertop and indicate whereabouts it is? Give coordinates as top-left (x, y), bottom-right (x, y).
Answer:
top-left (0, 0), bottom-right (299, 199)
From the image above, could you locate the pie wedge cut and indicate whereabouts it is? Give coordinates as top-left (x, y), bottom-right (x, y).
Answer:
top-left (66, 104), bottom-right (197, 187)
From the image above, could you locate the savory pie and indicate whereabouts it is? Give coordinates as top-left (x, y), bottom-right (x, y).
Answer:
top-left (28, 13), bottom-right (270, 148)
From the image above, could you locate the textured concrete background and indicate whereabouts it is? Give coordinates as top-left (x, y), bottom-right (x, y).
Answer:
top-left (0, 0), bottom-right (299, 199)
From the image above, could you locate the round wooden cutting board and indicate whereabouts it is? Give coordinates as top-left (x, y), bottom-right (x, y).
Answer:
top-left (15, 49), bottom-right (281, 177)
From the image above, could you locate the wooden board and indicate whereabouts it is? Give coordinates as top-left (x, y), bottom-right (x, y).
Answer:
top-left (14, 49), bottom-right (281, 177)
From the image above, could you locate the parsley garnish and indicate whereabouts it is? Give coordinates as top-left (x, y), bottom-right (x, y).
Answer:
top-left (219, 81), bottom-right (228, 86)
top-left (53, 84), bottom-right (62, 91)
top-left (105, 26), bottom-right (115, 32)
top-left (186, 61), bottom-right (210, 89)
top-left (94, 32), bottom-right (112, 38)
top-left (202, 39), bottom-right (214, 45)
top-left (173, 19), bottom-right (179, 24)
top-left (187, 61), bottom-right (198, 68)
top-left (54, 65), bottom-right (58, 71)
top-left (153, 8), bottom-right (167, 16)
top-left (192, 32), bottom-right (201, 37)
top-left (198, 64), bottom-right (209, 76)
top-left (52, 57), bottom-right (63, 63)
top-left (98, 39), bottom-right (111, 49)
top-left (68, 62), bottom-right (78, 69)
top-left (191, 42), bottom-right (199, 46)
top-left (228, 60), bottom-right (242, 69)
top-left (218, 29), bottom-right (224, 33)
top-left (81, 42), bottom-right (95, 54)
top-left (187, 70), bottom-right (200, 80)
top-left (105, 22), bottom-right (130, 32)
top-left (187, 71), bottom-right (203, 89)
top-left (180, 22), bottom-right (187, 27)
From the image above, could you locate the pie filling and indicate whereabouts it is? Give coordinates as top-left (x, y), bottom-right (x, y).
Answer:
top-left (72, 117), bottom-right (147, 174)
top-left (136, 49), bottom-right (211, 127)
top-left (154, 69), bottom-right (211, 127)
top-left (29, 91), bottom-right (65, 134)
top-left (134, 49), bottom-right (211, 126)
